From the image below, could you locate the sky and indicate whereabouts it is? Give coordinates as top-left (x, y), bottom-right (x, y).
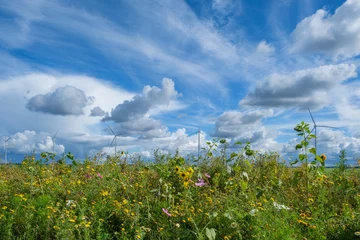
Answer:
top-left (1, 0), bottom-right (360, 165)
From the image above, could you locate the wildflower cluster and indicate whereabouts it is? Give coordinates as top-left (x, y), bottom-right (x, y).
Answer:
top-left (0, 124), bottom-right (359, 239)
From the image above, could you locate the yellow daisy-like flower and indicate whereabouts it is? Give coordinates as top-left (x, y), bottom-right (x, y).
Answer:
top-left (100, 190), bottom-right (110, 197)
top-left (180, 171), bottom-right (188, 179)
top-left (175, 166), bottom-right (180, 173)
top-left (187, 167), bottom-right (194, 175)
top-left (320, 154), bottom-right (326, 161)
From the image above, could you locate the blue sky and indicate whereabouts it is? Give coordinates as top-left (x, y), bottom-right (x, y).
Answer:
top-left (1, 0), bottom-right (360, 165)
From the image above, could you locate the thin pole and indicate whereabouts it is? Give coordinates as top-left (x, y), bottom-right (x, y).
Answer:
top-left (115, 137), bottom-right (117, 157)
top-left (315, 126), bottom-right (317, 151)
top-left (5, 141), bottom-right (7, 164)
top-left (198, 130), bottom-right (200, 160)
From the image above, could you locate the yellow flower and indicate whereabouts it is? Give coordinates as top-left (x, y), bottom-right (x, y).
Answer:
top-left (320, 154), bottom-right (326, 161)
top-left (190, 206), bottom-right (195, 213)
top-left (69, 218), bottom-right (76, 223)
top-left (53, 226), bottom-right (60, 230)
top-left (187, 167), bottom-right (194, 175)
top-left (297, 219), bottom-right (309, 226)
top-left (2, 206), bottom-right (7, 210)
top-left (175, 166), bottom-right (180, 173)
top-left (180, 171), bottom-right (188, 179)
top-left (100, 190), bottom-right (110, 197)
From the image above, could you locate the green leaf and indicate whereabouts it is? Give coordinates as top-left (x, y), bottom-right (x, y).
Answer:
top-left (240, 180), bottom-right (248, 189)
top-left (40, 152), bottom-right (47, 158)
top-left (245, 149), bottom-right (254, 156)
top-left (205, 228), bottom-right (216, 240)
top-left (309, 148), bottom-right (316, 155)
top-left (290, 159), bottom-right (299, 165)
top-left (66, 152), bottom-right (74, 160)
top-left (230, 153), bottom-right (238, 159)
top-left (294, 126), bottom-right (302, 132)
top-left (235, 141), bottom-right (242, 145)
top-left (295, 144), bottom-right (303, 150)
top-left (220, 139), bottom-right (226, 144)
top-left (299, 154), bottom-right (306, 161)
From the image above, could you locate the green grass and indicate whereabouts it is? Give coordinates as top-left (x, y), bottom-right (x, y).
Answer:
top-left (0, 150), bottom-right (360, 240)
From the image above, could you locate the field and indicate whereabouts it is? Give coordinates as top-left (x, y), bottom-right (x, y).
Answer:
top-left (0, 149), bottom-right (359, 240)
top-left (0, 123), bottom-right (360, 239)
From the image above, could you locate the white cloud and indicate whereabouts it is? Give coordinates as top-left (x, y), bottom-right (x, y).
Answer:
top-left (213, 109), bottom-right (274, 140)
top-left (240, 64), bottom-right (357, 109)
top-left (103, 78), bottom-right (180, 137)
top-left (0, 73), bottom-right (134, 135)
top-left (26, 85), bottom-right (93, 116)
top-left (316, 129), bottom-right (360, 162)
top-left (290, 0), bottom-right (360, 58)
top-left (256, 40), bottom-right (275, 54)
top-left (1, 130), bottom-right (65, 155)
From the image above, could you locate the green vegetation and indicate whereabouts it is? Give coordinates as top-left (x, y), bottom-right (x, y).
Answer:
top-left (0, 122), bottom-right (360, 239)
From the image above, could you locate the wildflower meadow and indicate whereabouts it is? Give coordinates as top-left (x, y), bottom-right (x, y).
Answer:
top-left (0, 122), bottom-right (360, 240)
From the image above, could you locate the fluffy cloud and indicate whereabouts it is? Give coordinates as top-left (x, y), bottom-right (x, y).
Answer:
top-left (1, 130), bottom-right (65, 155)
top-left (315, 130), bottom-right (360, 163)
top-left (0, 73), bottom-right (134, 137)
top-left (104, 78), bottom-right (179, 122)
top-left (103, 78), bottom-right (180, 138)
top-left (290, 0), bottom-right (360, 58)
top-left (256, 40), bottom-right (275, 54)
top-left (240, 64), bottom-right (357, 109)
top-left (26, 85), bottom-right (93, 116)
top-left (111, 118), bottom-right (168, 139)
top-left (90, 106), bottom-right (106, 117)
top-left (213, 109), bottom-right (274, 139)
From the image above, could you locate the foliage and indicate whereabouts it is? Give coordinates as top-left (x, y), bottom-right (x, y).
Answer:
top-left (0, 122), bottom-right (360, 239)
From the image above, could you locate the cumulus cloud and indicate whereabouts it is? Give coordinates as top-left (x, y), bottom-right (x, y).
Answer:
top-left (256, 40), bottom-right (275, 54)
top-left (240, 64), bottom-right (357, 110)
top-left (111, 118), bottom-right (168, 139)
top-left (213, 109), bottom-right (275, 140)
top-left (90, 106), bottom-right (106, 117)
top-left (1, 130), bottom-right (65, 155)
top-left (102, 78), bottom-right (180, 138)
top-left (26, 85), bottom-right (93, 116)
top-left (315, 130), bottom-right (360, 163)
top-left (104, 78), bottom-right (179, 122)
top-left (290, 0), bottom-right (360, 58)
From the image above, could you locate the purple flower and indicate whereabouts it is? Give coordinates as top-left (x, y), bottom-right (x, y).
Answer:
top-left (162, 208), bottom-right (171, 217)
top-left (97, 173), bottom-right (103, 179)
top-left (195, 178), bottom-right (206, 187)
top-left (205, 173), bottom-right (211, 179)
top-left (85, 173), bottom-right (92, 179)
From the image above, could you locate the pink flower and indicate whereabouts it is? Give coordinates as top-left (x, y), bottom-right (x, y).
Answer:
top-left (205, 173), bottom-right (211, 178)
top-left (85, 173), bottom-right (92, 179)
top-left (195, 178), bottom-right (206, 187)
top-left (162, 208), bottom-right (171, 217)
top-left (97, 173), bottom-right (103, 179)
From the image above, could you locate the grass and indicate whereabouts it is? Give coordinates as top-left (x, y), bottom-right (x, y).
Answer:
top-left (0, 147), bottom-right (360, 240)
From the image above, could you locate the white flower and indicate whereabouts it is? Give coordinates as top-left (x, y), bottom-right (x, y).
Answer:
top-left (242, 172), bottom-right (249, 181)
top-left (66, 200), bottom-right (75, 207)
top-left (249, 209), bottom-right (258, 216)
top-left (273, 202), bottom-right (290, 210)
